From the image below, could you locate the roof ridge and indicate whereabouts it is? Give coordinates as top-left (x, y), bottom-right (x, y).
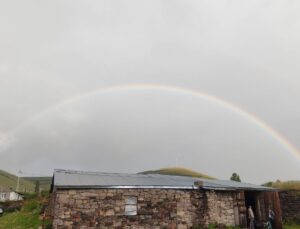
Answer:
top-left (53, 169), bottom-right (274, 191)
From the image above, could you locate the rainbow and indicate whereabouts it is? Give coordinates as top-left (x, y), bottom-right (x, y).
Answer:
top-left (3, 83), bottom-right (300, 161)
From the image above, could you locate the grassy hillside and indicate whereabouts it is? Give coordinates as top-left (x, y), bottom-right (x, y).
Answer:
top-left (0, 201), bottom-right (41, 229)
top-left (139, 167), bottom-right (215, 179)
top-left (0, 170), bottom-right (35, 193)
top-left (283, 223), bottom-right (300, 229)
top-left (0, 194), bottom-right (51, 229)
top-left (263, 180), bottom-right (300, 190)
top-left (23, 177), bottom-right (52, 192)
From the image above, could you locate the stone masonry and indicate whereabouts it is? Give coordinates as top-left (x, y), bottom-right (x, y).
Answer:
top-left (280, 191), bottom-right (300, 223)
top-left (52, 188), bottom-right (243, 229)
top-left (205, 191), bottom-right (235, 226)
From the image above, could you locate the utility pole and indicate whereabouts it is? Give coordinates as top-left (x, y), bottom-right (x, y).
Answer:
top-left (16, 175), bottom-right (20, 192)
top-left (16, 170), bottom-right (22, 192)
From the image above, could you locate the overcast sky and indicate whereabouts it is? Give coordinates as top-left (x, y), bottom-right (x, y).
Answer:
top-left (1, 1), bottom-right (300, 183)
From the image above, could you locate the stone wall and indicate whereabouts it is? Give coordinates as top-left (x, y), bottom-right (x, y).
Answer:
top-left (280, 191), bottom-right (300, 222)
top-left (204, 190), bottom-right (240, 227)
top-left (236, 191), bottom-right (247, 227)
top-left (52, 188), bottom-right (240, 229)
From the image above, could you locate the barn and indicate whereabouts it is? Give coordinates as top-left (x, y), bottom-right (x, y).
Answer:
top-left (50, 169), bottom-right (282, 229)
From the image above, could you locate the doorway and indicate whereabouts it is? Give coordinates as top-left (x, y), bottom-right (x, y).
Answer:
top-left (245, 191), bottom-right (257, 227)
top-left (245, 191), bottom-right (257, 212)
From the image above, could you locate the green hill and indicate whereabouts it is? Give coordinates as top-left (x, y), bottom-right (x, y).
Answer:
top-left (263, 180), bottom-right (300, 190)
top-left (23, 177), bottom-right (52, 192)
top-left (139, 167), bottom-right (215, 179)
top-left (0, 170), bottom-right (35, 193)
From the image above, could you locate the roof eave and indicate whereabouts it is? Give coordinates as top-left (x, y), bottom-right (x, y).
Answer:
top-left (54, 185), bottom-right (198, 189)
top-left (53, 185), bottom-right (275, 191)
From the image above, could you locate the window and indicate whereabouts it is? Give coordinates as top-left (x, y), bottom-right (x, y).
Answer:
top-left (124, 196), bottom-right (137, 216)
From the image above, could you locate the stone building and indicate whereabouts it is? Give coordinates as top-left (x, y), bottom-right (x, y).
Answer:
top-left (0, 187), bottom-right (23, 202)
top-left (50, 170), bottom-right (282, 229)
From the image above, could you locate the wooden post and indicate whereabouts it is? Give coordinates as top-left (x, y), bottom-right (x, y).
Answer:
top-left (264, 191), bottom-right (283, 229)
top-left (273, 192), bottom-right (283, 229)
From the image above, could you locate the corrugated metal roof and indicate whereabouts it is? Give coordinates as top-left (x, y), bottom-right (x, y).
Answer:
top-left (53, 169), bottom-right (274, 191)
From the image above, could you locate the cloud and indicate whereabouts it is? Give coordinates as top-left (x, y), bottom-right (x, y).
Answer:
top-left (0, 132), bottom-right (15, 152)
top-left (0, 0), bottom-right (300, 182)
top-left (2, 89), bottom-right (299, 183)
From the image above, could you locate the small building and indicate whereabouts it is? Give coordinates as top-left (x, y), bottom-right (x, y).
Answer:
top-left (0, 187), bottom-right (23, 202)
top-left (51, 169), bottom-right (282, 229)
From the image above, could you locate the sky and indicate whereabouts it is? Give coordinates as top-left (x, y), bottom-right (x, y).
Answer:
top-left (0, 0), bottom-right (300, 184)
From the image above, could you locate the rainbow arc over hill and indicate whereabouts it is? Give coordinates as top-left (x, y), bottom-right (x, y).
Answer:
top-left (4, 83), bottom-right (300, 161)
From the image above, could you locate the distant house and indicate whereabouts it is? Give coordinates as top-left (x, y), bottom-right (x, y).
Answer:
top-left (50, 169), bottom-right (282, 229)
top-left (0, 187), bottom-right (23, 202)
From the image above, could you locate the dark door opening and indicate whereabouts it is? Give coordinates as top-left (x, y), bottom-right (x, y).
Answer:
top-left (245, 191), bottom-right (257, 227)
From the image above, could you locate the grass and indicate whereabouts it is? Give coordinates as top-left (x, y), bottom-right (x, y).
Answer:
top-left (0, 200), bottom-right (41, 229)
top-left (139, 167), bottom-right (215, 179)
top-left (0, 210), bottom-right (41, 229)
top-left (192, 223), bottom-right (300, 229)
top-left (22, 177), bottom-right (52, 192)
top-left (283, 223), bottom-right (300, 229)
top-left (0, 194), bottom-right (51, 229)
top-left (263, 180), bottom-right (300, 190)
top-left (191, 224), bottom-right (240, 229)
top-left (273, 181), bottom-right (300, 190)
top-left (0, 170), bottom-right (35, 193)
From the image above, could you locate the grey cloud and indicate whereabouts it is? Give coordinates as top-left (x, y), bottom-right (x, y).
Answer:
top-left (0, 0), bottom-right (300, 183)
top-left (2, 90), bottom-right (300, 183)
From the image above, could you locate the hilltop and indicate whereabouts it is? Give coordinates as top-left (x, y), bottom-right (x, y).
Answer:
top-left (263, 180), bottom-right (300, 191)
top-left (0, 170), bottom-right (35, 193)
top-left (0, 167), bottom-right (215, 193)
top-left (22, 177), bottom-right (52, 192)
top-left (139, 167), bottom-right (214, 179)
